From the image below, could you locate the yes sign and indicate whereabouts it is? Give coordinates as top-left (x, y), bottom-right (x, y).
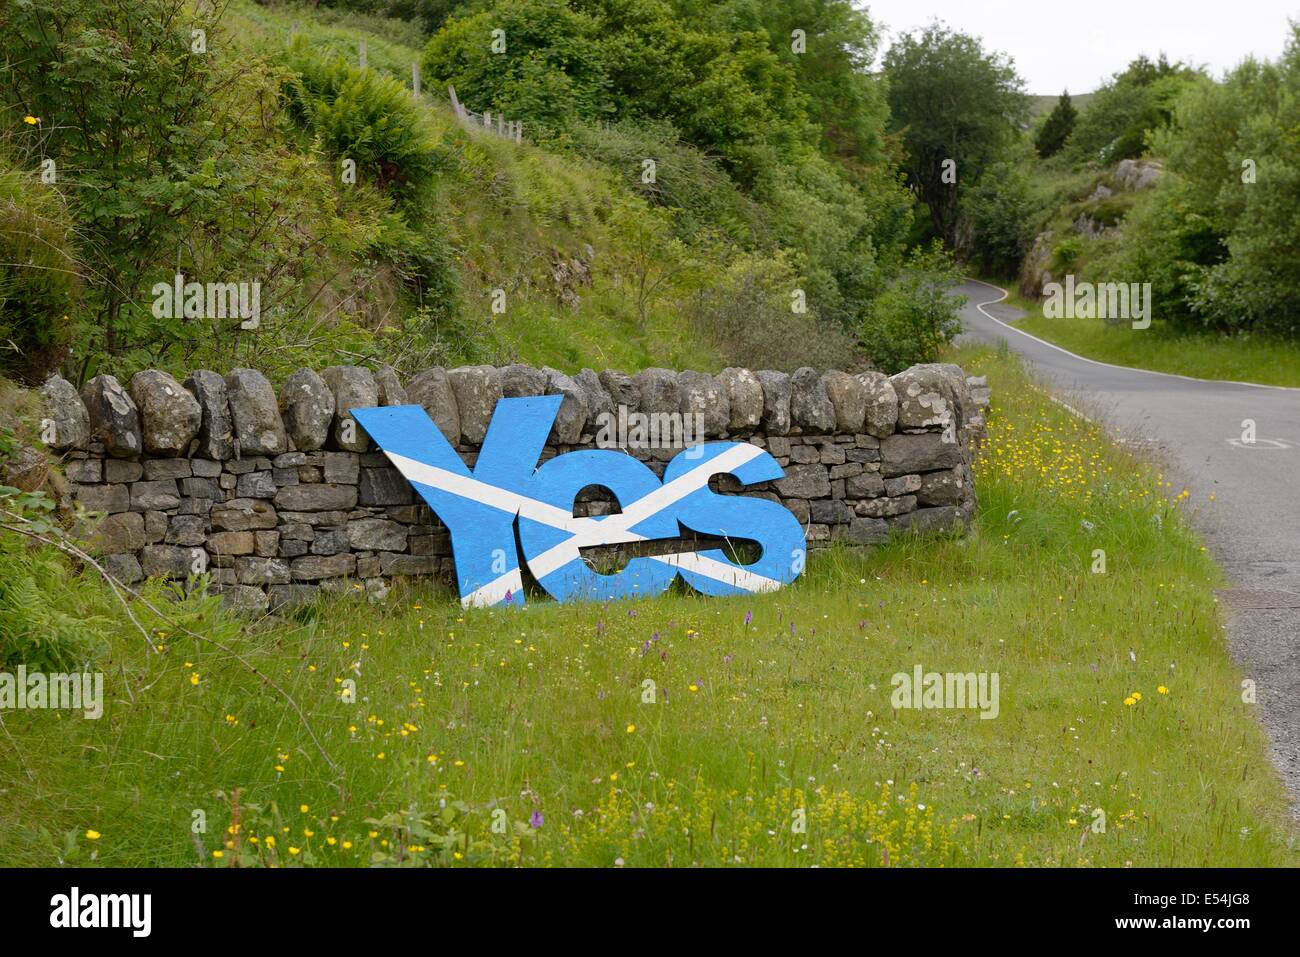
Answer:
top-left (353, 397), bottom-right (806, 607)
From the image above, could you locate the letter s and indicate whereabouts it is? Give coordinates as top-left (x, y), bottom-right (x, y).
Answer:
top-left (656, 442), bottom-right (806, 596)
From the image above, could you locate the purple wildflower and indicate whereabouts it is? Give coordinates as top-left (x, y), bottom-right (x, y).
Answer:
top-left (530, 810), bottom-right (544, 829)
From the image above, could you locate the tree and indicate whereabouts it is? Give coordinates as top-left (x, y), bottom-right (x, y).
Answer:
top-left (0, 0), bottom-right (267, 361)
top-left (1035, 91), bottom-right (1077, 158)
top-left (960, 158), bottom-right (1035, 276)
top-left (1066, 54), bottom-right (1201, 163)
top-left (883, 23), bottom-right (1028, 247)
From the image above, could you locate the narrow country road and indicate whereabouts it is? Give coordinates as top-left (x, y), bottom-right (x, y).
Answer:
top-left (956, 278), bottom-right (1300, 814)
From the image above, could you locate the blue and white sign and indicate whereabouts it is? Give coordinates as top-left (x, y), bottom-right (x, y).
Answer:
top-left (352, 396), bottom-right (806, 607)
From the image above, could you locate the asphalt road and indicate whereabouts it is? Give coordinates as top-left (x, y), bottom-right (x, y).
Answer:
top-left (956, 278), bottom-right (1300, 814)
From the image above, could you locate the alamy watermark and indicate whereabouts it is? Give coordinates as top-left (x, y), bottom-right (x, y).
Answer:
top-left (594, 405), bottom-right (705, 458)
top-left (50, 887), bottom-right (151, 937)
top-left (1043, 275), bottom-right (1151, 329)
top-left (890, 664), bottom-right (999, 720)
top-left (1, 666), bottom-right (104, 719)
top-left (152, 272), bottom-right (261, 329)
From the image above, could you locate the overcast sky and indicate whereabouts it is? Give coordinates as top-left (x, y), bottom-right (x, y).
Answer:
top-left (864, 0), bottom-right (1298, 94)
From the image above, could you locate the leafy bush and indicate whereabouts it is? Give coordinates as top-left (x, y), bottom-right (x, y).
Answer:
top-left (1050, 235), bottom-right (1087, 275)
top-left (0, 478), bottom-right (111, 672)
top-left (1066, 55), bottom-right (1202, 164)
top-left (0, 160), bottom-right (79, 383)
top-left (423, 0), bottom-right (607, 128)
top-left (562, 117), bottom-right (762, 246)
top-left (286, 40), bottom-right (442, 197)
top-left (857, 246), bottom-right (963, 373)
top-left (688, 249), bottom-right (858, 371)
top-left (960, 158), bottom-right (1035, 276)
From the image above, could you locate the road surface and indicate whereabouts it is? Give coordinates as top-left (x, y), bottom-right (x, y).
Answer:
top-left (956, 278), bottom-right (1300, 813)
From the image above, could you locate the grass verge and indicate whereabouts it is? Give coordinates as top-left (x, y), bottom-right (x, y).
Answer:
top-left (1001, 288), bottom-right (1300, 387)
top-left (0, 347), bottom-right (1295, 866)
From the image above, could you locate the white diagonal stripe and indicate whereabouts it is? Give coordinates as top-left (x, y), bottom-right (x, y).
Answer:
top-left (524, 443), bottom-right (764, 579)
top-left (653, 551), bottom-right (783, 593)
top-left (461, 568), bottom-right (524, 608)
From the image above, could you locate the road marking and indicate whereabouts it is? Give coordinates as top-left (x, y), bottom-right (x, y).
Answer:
top-left (962, 277), bottom-right (1300, 393)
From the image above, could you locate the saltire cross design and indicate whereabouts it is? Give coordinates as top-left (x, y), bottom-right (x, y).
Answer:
top-left (351, 396), bottom-right (806, 607)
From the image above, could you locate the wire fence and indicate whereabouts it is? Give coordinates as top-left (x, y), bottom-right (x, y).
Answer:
top-left (288, 26), bottom-right (526, 146)
top-left (446, 85), bottom-right (524, 144)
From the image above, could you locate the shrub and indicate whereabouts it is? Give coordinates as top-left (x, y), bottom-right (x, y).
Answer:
top-left (0, 476), bottom-right (110, 672)
top-left (857, 245), bottom-right (962, 373)
top-left (688, 249), bottom-right (859, 371)
top-left (285, 40), bottom-right (441, 198)
top-left (960, 159), bottom-right (1035, 276)
top-left (0, 161), bottom-right (79, 384)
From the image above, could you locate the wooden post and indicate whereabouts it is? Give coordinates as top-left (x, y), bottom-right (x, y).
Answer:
top-left (497, 114), bottom-right (504, 136)
top-left (515, 121), bottom-right (522, 144)
top-left (483, 111), bottom-right (492, 129)
top-left (359, 41), bottom-right (367, 69)
top-left (412, 62), bottom-right (421, 97)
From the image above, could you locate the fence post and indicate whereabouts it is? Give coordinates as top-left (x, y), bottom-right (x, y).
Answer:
top-left (359, 41), bottom-right (367, 69)
top-left (483, 111), bottom-right (492, 129)
top-left (498, 114), bottom-right (504, 136)
top-left (448, 85), bottom-right (463, 119)
top-left (515, 121), bottom-right (522, 144)
top-left (412, 62), bottom-right (421, 97)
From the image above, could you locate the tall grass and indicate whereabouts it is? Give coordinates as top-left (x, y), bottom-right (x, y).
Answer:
top-left (0, 348), bottom-right (1294, 866)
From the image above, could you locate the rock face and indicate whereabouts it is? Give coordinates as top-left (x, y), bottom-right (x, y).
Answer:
top-left (279, 369), bottom-right (334, 452)
top-left (890, 364), bottom-right (958, 432)
top-left (819, 370), bottom-right (865, 433)
top-left (1114, 158), bottom-right (1162, 191)
top-left (719, 367), bottom-right (762, 430)
top-left (406, 367), bottom-right (460, 444)
top-left (598, 369), bottom-right (639, 410)
top-left (789, 367), bottom-right (835, 432)
top-left (81, 374), bottom-right (142, 458)
top-left (321, 366), bottom-right (378, 452)
top-left (857, 371), bottom-right (898, 438)
top-left (374, 366), bottom-right (407, 406)
top-left (226, 368), bottom-right (286, 455)
top-left (61, 359), bottom-right (985, 613)
top-left (677, 370), bottom-right (728, 437)
top-left (446, 365), bottom-right (502, 445)
top-left (130, 370), bottom-right (201, 457)
top-left (543, 368), bottom-right (589, 444)
top-left (633, 368), bottom-right (679, 415)
top-left (40, 375), bottom-right (90, 450)
top-left (184, 370), bottom-right (235, 460)
top-left (755, 371), bottom-right (792, 435)
top-left (574, 369), bottom-right (614, 425)
top-left (502, 364), bottom-right (549, 398)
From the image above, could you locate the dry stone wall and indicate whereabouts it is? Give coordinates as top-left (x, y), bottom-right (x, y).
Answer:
top-left (39, 362), bottom-right (990, 613)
